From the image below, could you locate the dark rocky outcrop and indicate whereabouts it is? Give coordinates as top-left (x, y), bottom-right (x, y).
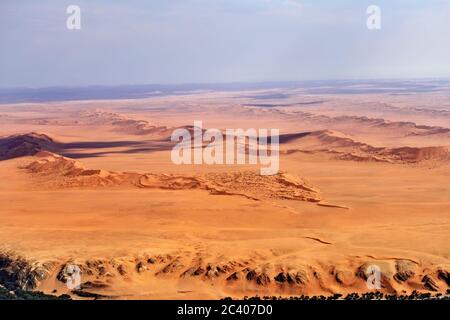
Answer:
top-left (0, 133), bottom-right (57, 160)
top-left (422, 275), bottom-right (439, 291)
top-left (0, 253), bottom-right (53, 291)
top-left (274, 271), bottom-right (308, 285)
top-left (394, 260), bottom-right (416, 282)
top-left (437, 269), bottom-right (450, 286)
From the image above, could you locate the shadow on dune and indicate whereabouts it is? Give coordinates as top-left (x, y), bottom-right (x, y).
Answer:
top-left (62, 144), bottom-right (174, 159)
top-left (0, 131), bottom-right (310, 161)
top-left (58, 140), bottom-right (175, 159)
top-left (0, 133), bottom-right (175, 160)
top-left (278, 132), bottom-right (311, 143)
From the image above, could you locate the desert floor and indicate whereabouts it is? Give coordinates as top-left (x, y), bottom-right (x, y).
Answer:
top-left (0, 81), bottom-right (449, 299)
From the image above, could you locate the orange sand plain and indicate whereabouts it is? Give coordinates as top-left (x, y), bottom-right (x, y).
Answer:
top-left (0, 87), bottom-right (449, 299)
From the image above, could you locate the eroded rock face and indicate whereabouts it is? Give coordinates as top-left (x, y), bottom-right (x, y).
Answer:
top-left (244, 269), bottom-right (271, 286)
top-left (156, 260), bottom-right (184, 275)
top-left (136, 261), bottom-right (147, 273)
top-left (394, 260), bottom-right (417, 282)
top-left (437, 269), bottom-right (450, 286)
top-left (0, 256), bottom-right (32, 289)
top-left (117, 264), bottom-right (128, 276)
top-left (422, 275), bottom-right (439, 292)
top-left (204, 265), bottom-right (220, 279)
top-left (56, 264), bottom-right (82, 287)
top-left (334, 270), bottom-right (354, 286)
top-left (181, 266), bottom-right (205, 278)
top-left (356, 262), bottom-right (395, 281)
top-left (226, 272), bottom-right (242, 282)
top-left (0, 253), bottom-right (55, 290)
top-left (2, 251), bottom-right (449, 298)
top-left (274, 270), bottom-right (309, 285)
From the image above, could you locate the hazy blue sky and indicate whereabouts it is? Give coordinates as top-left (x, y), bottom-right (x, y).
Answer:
top-left (1, 0), bottom-right (449, 87)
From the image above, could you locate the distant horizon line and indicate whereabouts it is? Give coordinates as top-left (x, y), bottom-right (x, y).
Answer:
top-left (1, 76), bottom-right (450, 91)
top-left (1, 76), bottom-right (449, 104)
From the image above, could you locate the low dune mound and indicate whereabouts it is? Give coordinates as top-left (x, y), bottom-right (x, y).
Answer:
top-left (0, 132), bottom-right (58, 160)
top-left (282, 129), bottom-right (387, 162)
top-left (408, 126), bottom-right (450, 137)
top-left (80, 109), bottom-right (172, 137)
top-left (138, 174), bottom-right (203, 190)
top-left (297, 111), bottom-right (450, 137)
top-left (384, 146), bottom-right (450, 162)
top-left (79, 109), bottom-right (209, 141)
top-left (205, 171), bottom-right (320, 202)
top-left (141, 171), bottom-right (321, 202)
top-left (309, 129), bottom-right (359, 143)
top-left (23, 152), bottom-right (132, 188)
top-left (282, 129), bottom-right (450, 164)
top-left (22, 152), bottom-right (320, 202)
top-left (374, 119), bottom-right (450, 138)
top-left (282, 130), bottom-right (380, 151)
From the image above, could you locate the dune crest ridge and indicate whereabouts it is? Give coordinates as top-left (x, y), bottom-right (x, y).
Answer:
top-left (282, 129), bottom-right (450, 163)
top-left (0, 132), bottom-right (58, 160)
top-left (22, 151), bottom-right (321, 202)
